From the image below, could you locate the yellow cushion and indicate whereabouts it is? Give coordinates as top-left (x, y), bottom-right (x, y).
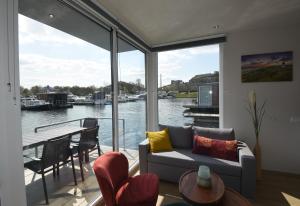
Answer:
top-left (146, 128), bottom-right (173, 153)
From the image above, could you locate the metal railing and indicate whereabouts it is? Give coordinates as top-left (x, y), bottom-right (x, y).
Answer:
top-left (34, 117), bottom-right (126, 150)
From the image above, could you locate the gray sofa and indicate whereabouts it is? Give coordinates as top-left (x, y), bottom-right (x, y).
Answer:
top-left (139, 125), bottom-right (256, 199)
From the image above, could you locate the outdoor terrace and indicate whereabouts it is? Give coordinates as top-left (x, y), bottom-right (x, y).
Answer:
top-left (24, 146), bottom-right (138, 206)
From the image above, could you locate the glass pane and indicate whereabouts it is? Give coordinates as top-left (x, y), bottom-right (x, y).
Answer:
top-left (158, 45), bottom-right (220, 128)
top-left (199, 85), bottom-right (212, 106)
top-left (117, 37), bottom-right (146, 166)
top-left (19, 0), bottom-right (112, 204)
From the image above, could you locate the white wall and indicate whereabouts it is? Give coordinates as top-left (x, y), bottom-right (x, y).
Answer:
top-left (221, 26), bottom-right (300, 174)
top-left (0, 0), bottom-right (27, 205)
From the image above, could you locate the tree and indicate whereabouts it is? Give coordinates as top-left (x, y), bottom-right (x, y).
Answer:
top-left (30, 86), bottom-right (43, 95)
top-left (20, 86), bottom-right (32, 97)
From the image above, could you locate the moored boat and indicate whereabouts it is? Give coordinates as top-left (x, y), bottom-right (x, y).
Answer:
top-left (21, 98), bottom-right (52, 111)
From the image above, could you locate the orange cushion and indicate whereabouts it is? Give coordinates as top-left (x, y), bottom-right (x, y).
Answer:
top-left (192, 135), bottom-right (238, 162)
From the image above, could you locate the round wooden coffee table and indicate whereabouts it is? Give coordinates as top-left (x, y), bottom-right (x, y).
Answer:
top-left (179, 170), bottom-right (225, 205)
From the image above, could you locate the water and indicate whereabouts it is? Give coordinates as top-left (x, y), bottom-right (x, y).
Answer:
top-left (21, 98), bottom-right (194, 150)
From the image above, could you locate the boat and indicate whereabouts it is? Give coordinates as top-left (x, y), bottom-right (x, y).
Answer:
top-left (126, 95), bottom-right (139, 102)
top-left (118, 95), bottom-right (127, 103)
top-left (21, 97), bottom-right (52, 111)
top-left (104, 94), bottom-right (112, 105)
top-left (72, 95), bottom-right (94, 105)
top-left (94, 91), bottom-right (107, 105)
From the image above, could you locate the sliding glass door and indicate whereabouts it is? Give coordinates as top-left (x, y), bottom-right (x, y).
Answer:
top-left (117, 37), bottom-right (146, 165)
top-left (18, 0), bottom-right (148, 205)
top-left (19, 0), bottom-right (113, 204)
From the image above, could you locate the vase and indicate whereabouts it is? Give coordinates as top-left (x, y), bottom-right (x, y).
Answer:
top-left (253, 141), bottom-right (262, 180)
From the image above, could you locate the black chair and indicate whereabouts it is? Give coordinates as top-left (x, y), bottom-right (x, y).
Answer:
top-left (24, 135), bottom-right (77, 204)
top-left (82, 117), bottom-right (98, 128)
top-left (72, 127), bottom-right (100, 181)
top-left (79, 117), bottom-right (101, 160)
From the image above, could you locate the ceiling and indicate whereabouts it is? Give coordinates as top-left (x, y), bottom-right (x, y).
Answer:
top-left (19, 0), bottom-right (111, 50)
top-left (96, 0), bottom-right (300, 46)
top-left (19, 0), bottom-right (138, 52)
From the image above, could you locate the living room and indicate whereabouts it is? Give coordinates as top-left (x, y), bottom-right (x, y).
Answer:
top-left (0, 0), bottom-right (300, 206)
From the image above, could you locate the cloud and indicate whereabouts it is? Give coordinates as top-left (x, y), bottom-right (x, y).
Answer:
top-left (18, 14), bottom-right (219, 88)
top-left (19, 53), bottom-right (111, 88)
top-left (18, 14), bottom-right (85, 46)
top-left (158, 45), bottom-right (219, 86)
top-left (118, 63), bottom-right (145, 84)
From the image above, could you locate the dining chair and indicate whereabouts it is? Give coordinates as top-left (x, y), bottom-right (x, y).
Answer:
top-left (93, 152), bottom-right (159, 206)
top-left (82, 117), bottom-right (98, 128)
top-left (24, 135), bottom-right (77, 204)
top-left (72, 126), bottom-right (100, 181)
top-left (82, 118), bottom-right (101, 158)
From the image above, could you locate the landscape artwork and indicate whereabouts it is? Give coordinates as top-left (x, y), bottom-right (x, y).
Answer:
top-left (241, 51), bottom-right (293, 83)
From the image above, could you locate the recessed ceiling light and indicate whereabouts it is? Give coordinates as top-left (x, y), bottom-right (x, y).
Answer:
top-left (49, 14), bottom-right (54, 19)
top-left (213, 25), bottom-right (220, 29)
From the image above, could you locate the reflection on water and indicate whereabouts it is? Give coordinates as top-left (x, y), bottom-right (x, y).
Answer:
top-left (22, 98), bottom-right (194, 149)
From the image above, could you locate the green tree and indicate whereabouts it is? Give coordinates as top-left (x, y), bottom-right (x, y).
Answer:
top-left (20, 86), bottom-right (32, 97)
top-left (30, 86), bottom-right (43, 95)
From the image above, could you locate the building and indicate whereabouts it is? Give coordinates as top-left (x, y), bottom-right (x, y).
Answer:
top-left (93, 91), bottom-right (106, 105)
top-left (170, 80), bottom-right (183, 91)
top-left (189, 72), bottom-right (219, 91)
top-left (37, 92), bottom-right (72, 109)
top-left (198, 82), bottom-right (219, 107)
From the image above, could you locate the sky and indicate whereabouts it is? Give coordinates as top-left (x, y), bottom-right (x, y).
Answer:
top-left (18, 14), bottom-right (219, 88)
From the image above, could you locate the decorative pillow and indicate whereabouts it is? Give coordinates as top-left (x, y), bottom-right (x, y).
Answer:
top-left (146, 128), bottom-right (173, 153)
top-left (159, 124), bottom-right (193, 149)
top-left (193, 126), bottom-right (235, 140)
top-left (192, 135), bottom-right (238, 162)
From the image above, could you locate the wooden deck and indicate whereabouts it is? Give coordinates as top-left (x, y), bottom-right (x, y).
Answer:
top-left (24, 146), bottom-right (138, 206)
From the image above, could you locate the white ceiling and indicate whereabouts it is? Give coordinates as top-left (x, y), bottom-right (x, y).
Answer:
top-left (96, 0), bottom-right (300, 46)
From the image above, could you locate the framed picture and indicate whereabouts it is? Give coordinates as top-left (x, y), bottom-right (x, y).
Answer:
top-left (241, 51), bottom-right (293, 83)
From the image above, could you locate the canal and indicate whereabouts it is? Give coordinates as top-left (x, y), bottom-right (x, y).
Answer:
top-left (21, 98), bottom-right (194, 150)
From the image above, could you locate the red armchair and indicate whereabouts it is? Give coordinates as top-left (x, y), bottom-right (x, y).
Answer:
top-left (93, 152), bottom-right (159, 206)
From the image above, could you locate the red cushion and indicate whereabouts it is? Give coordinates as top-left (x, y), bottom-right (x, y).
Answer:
top-left (192, 135), bottom-right (238, 162)
top-left (116, 173), bottom-right (159, 206)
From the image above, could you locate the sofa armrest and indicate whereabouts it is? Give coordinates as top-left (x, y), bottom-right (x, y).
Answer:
top-left (238, 142), bottom-right (256, 199)
top-left (139, 138), bottom-right (150, 174)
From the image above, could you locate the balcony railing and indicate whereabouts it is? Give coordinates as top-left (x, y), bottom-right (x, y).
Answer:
top-left (33, 117), bottom-right (126, 150)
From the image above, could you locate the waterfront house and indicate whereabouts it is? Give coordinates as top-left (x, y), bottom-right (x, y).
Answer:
top-left (37, 92), bottom-right (73, 109)
top-left (93, 91), bottom-right (106, 105)
top-left (1, 0), bottom-right (300, 206)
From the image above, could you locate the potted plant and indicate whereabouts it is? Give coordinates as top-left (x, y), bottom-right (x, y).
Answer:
top-left (247, 90), bottom-right (266, 180)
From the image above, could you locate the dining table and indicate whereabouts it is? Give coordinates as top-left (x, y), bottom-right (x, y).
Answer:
top-left (23, 125), bottom-right (87, 160)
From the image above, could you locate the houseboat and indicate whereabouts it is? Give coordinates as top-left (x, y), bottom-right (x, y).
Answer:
top-left (37, 92), bottom-right (73, 109)
top-left (21, 97), bottom-right (52, 111)
top-left (93, 91), bottom-right (106, 105)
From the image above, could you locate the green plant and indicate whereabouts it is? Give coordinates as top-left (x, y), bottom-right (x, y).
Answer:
top-left (246, 91), bottom-right (266, 141)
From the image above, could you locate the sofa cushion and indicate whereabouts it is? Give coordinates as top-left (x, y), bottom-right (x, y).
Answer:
top-left (146, 128), bottom-right (173, 153)
top-left (193, 127), bottom-right (235, 140)
top-left (159, 124), bottom-right (193, 149)
top-left (192, 135), bottom-right (238, 162)
top-left (148, 149), bottom-right (241, 177)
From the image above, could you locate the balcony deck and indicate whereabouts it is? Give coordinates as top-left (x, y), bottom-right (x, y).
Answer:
top-left (24, 146), bottom-right (138, 206)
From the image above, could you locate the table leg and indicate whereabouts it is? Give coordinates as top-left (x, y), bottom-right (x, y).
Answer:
top-left (84, 150), bottom-right (89, 162)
